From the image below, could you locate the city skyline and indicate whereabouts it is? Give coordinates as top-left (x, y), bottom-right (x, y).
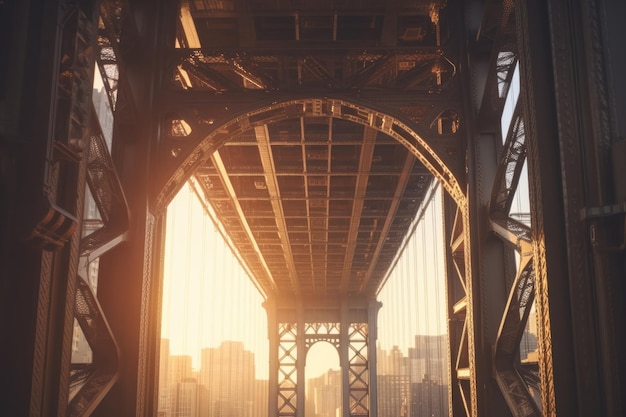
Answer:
top-left (157, 335), bottom-right (458, 417)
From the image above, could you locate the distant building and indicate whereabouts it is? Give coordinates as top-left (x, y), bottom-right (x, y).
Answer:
top-left (412, 335), bottom-right (448, 384)
top-left (410, 380), bottom-right (448, 417)
top-left (520, 310), bottom-right (539, 362)
top-left (252, 379), bottom-right (269, 417)
top-left (306, 369), bottom-right (342, 417)
top-left (158, 339), bottom-right (171, 415)
top-left (378, 345), bottom-right (408, 376)
top-left (169, 355), bottom-right (193, 386)
top-left (378, 374), bottom-right (411, 417)
top-left (199, 341), bottom-right (256, 417)
top-left (377, 335), bottom-right (449, 417)
top-left (91, 85), bottom-right (114, 148)
top-left (172, 378), bottom-right (199, 417)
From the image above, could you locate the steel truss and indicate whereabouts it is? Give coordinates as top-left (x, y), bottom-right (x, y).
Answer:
top-left (443, 0), bottom-right (543, 415)
top-left (266, 300), bottom-right (380, 417)
top-left (62, 1), bottom-right (132, 414)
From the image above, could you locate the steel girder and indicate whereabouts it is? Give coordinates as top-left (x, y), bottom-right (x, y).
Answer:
top-left (444, 0), bottom-right (543, 416)
top-left (489, 102), bottom-right (540, 416)
top-left (68, 107), bottom-right (130, 416)
top-left (150, 2), bottom-right (467, 211)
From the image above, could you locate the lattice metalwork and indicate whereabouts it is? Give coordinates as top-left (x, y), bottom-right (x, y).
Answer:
top-left (446, 202), bottom-right (472, 416)
top-left (304, 322), bottom-right (341, 350)
top-left (66, 7), bottom-right (131, 410)
top-left (7, 1), bottom-right (626, 416)
top-left (348, 323), bottom-right (370, 417)
top-left (68, 106), bottom-right (128, 416)
top-left (488, 41), bottom-right (540, 414)
top-left (80, 111), bottom-right (129, 259)
top-left (496, 51), bottom-right (518, 97)
top-left (490, 217), bottom-right (540, 416)
top-left (68, 277), bottom-right (120, 415)
top-left (278, 322), bottom-right (298, 417)
top-left (26, 7), bottom-right (95, 250)
top-left (491, 103), bottom-right (527, 215)
top-left (484, 22), bottom-right (540, 412)
top-left (97, 0), bottom-right (138, 124)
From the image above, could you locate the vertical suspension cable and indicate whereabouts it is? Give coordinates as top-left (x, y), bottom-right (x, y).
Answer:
top-left (159, 181), bottom-right (270, 417)
top-left (376, 181), bottom-right (449, 416)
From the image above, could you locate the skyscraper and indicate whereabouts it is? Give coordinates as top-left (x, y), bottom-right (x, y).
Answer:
top-left (199, 341), bottom-right (256, 417)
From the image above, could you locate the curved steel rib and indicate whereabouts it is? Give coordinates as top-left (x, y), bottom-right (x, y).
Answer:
top-left (490, 216), bottom-right (540, 416)
top-left (69, 104), bottom-right (129, 415)
top-left (80, 108), bottom-right (129, 259)
top-left (68, 277), bottom-right (120, 415)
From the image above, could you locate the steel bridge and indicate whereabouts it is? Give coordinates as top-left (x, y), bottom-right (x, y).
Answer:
top-left (1, 0), bottom-right (625, 416)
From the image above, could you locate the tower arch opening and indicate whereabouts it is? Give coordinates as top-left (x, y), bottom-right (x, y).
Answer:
top-left (305, 341), bottom-right (342, 417)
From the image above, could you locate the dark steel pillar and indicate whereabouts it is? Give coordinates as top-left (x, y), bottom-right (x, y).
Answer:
top-left (340, 301), bottom-right (351, 417)
top-left (91, 0), bottom-right (177, 415)
top-left (264, 299), bottom-right (280, 417)
top-left (516, 1), bottom-right (626, 415)
top-left (296, 303), bottom-right (306, 417)
top-left (1, 0), bottom-right (98, 415)
top-left (468, 129), bottom-right (512, 417)
top-left (515, 1), bottom-right (578, 415)
top-left (366, 300), bottom-right (381, 417)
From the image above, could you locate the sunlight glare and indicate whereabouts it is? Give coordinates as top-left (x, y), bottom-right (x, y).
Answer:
top-left (161, 183), bottom-right (269, 377)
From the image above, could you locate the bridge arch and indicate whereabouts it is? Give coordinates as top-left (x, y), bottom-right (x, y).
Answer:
top-left (305, 340), bottom-right (341, 370)
top-left (154, 97), bottom-right (467, 212)
top-left (152, 96), bottom-right (472, 417)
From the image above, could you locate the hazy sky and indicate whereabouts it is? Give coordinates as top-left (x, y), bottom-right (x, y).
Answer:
top-left (161, 183), bottom-right (270, 376)
top-left (160, 181), bottom-right (449, 380)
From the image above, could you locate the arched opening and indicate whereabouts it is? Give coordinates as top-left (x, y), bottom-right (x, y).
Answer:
top-left (305, 342), bottom-right (341, 417)
top-left (154, 97), bottom-right (466, 212)
top-left (153, 97), bottom-right (469, 417)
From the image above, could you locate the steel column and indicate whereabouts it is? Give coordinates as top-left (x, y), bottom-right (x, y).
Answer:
top-left (367, 301), bottom-right (381, 417)
top-left (296, 303), bottom-right (305, 417)
top-left (340, 301), bottom-right (351, 417)
top-left (91, 0), bottom-right (177, 415)
top-left (441, 193), bottom-right (467, 417)
top-left (515, 1), bottom-right (577, 415)
top-left (264, 300), bottom-right (279, 417)
top-left (0, 1), bottom-right (99, 415)
top-left (469, 130), bottom-right (512, 417)
top-left (545, 0), bottom-right (626, 415)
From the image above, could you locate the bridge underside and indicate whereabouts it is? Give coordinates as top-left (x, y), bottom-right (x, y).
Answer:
top-left (192, 115), bottom-right (434, 298)
top-left (2, 0), bottom-right (626, 417)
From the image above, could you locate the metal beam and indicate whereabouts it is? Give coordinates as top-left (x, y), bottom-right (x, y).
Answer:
top-left (179, 0), bottom-right (202, 48)
top-left (339, 127), bottom-right (377, 293)
top-left (490, 103), bottom-right (526, 215)
top-left (253, 125), bottom-right (301, 296)
top-left (211, 150), bottom-right (280, 294)
top-left (360, 152), bottom-right (415, 292)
